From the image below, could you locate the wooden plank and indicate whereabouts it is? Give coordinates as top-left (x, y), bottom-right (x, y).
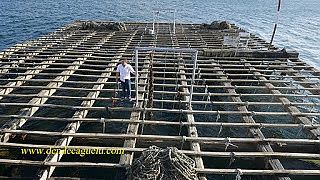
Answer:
top-left (178, 58), bottom-right (206, 180)
top-left (0, 32), bottom-right (94, 100)
top-left (118, 26), bottom-right (154, 166)
top-left (1, 115), bottom-right (319, 129)
top-left (118, 57), bottom-right (150, 165)
top-left (4, 129), bottom-right (320, 145)
top-left (0, 32), bottom-right (108, 142)
top-left (1, 159), bottom-right (320, 176)
top-left (0, 83), bottom-right (319, 92)
top-left (2, 142), bottom-right (320, 159)
top-left (0, 26), bottom-right (75, 75)
top-left (37, 32), bottom-right (130, 179)
top-left (244, 60), bottom-right (320, 139)
top-left (211, 62), bottom-right (290, 180)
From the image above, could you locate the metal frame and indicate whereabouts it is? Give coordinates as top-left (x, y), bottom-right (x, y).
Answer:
top-left (152, 9), bottom-right (176, 34)
top-left (134, 47), bottom-right (198, 108)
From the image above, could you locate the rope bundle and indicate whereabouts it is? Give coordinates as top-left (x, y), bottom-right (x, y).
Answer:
top-left (128, 146), bottom-right (198, 180)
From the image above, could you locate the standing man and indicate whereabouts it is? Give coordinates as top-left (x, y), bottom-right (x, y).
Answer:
top-left (116, 58), bottom-right (135, 101)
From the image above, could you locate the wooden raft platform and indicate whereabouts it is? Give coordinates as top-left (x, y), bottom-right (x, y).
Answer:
top-left (0, 20), bottom-right (319, 179)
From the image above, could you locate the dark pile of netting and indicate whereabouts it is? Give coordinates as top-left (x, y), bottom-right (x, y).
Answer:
top-left (128, 146), bottom-right (198, 180)
top-left (201, 21), bottom-right (231, 30)
top-left (69, 21), bottom-right (127, 31)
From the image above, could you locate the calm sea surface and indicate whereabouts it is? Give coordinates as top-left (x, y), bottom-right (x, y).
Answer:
top-left (0, 0), bottom-right (319, 68)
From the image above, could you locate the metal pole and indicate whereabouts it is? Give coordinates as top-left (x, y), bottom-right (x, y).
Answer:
top-left (189, 51), bottom-right (198, 109)
top-left (135, 49), bottom-right (139, 106)
top-left (173, 10), bottom-right (176, 34)
top-left (268, 0), bottom-right (281, 49)
top-left (153, 12), bottom-right (155, 33)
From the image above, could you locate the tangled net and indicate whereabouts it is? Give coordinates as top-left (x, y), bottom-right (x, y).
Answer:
top-left (69, 21), bottom-right (127, 31)
top-left (128, 146), bottom-right (198, 180)
top-left (201, 21), bottom-right (231, 30)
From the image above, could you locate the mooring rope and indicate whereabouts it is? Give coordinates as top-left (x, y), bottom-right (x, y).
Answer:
top-left (217, 123), bottom-right (223, 137)
top-left (268, 0), bottom-right (282, 49)
top-left (225, 137), bottom-right (238, 151)
top-left (128, 146), bottom-right (197, 180)
top-left (228, 152), bottom-right (236, 167)
top-left (295, 123), bottom-right (305, 138)
top-left (178, 107), bottom-right (183, 136)
top-left (112, 73), bottom-right (120, 107)
top-left (235, 168), bottom-right (243, 180)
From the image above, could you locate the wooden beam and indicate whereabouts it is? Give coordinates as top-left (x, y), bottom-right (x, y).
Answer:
top-left (119, 29), bottom-right (152, 166)
top-left (0, 32), bottom-right (94, 100)
top-left (0, 32), bottom-right (101, 143)
top-left (211, 62), bottom-right (290, 180)
top-left (179, 58), bottom-right (206, 180)
top-left (244, 60), bottom-right (320, 139)
top-left (37, 31), bottom-right (137, 179)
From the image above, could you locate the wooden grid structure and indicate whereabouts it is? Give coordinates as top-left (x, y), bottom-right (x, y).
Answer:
top-left (0, 20), bottom-right (319, 179)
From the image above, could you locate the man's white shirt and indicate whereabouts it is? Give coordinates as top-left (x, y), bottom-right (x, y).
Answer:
top-left (116, 64), bottom-right (135, 82)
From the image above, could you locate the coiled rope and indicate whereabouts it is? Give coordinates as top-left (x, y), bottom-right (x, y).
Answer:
top-left (128, 146), bottom-right (198, 180)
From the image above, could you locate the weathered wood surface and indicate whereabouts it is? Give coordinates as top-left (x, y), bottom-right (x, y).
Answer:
top-left (0, 21), bottom-right (319, 179)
